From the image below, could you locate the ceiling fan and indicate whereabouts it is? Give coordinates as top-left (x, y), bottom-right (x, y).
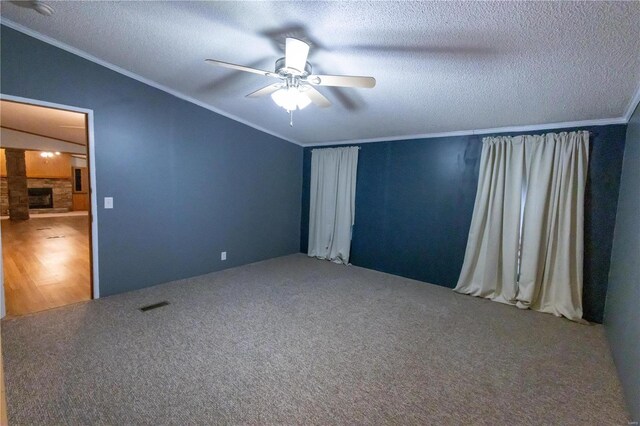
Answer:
top-left (205, 38), bottom-right (376, 126)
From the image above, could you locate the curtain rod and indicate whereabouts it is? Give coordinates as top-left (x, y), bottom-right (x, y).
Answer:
top-left (311, 129), bottom-right (594, 150)
top-left (480, 130), bottom-right (593, 141)
top-left (311, 146), bottom-right (361, 151)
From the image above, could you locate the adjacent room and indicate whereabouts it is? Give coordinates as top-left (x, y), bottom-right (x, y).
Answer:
top-left (0, 100), bottom-right (92, 317)
top-left (0, 1), bottom-right (638, 424)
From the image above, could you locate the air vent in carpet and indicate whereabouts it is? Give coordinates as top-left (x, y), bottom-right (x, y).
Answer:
top-left (140, 301), bottom-right (169, 312)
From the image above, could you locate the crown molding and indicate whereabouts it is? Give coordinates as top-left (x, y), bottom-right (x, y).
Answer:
top-left (623, 81), bottom-right (640, 122)
top-left (2, 19), bottom-right (635, 149)
top-left (303, 117), bottom-right (628, 147)
top-left (0, 18), bottom-right (303, 146)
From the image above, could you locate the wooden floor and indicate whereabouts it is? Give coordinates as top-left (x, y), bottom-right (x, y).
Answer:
top-left (1, 214), bottom-right (91, 317)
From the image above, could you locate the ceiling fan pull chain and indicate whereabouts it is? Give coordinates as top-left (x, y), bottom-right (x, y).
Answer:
top-left (289, 110), bottom-right (294, 127)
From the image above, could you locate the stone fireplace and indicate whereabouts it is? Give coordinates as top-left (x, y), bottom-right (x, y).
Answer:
top-left (28, 188), bottom-right (54, 209)
top-left (1, 178), bottom-right (72, 215)
top-left (1, 148), bottom-right (74, 216)
top-left (4, 149), bottom-right (29, 220)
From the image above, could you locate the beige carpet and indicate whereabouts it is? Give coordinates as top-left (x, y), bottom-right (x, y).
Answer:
top-left (1, 254), bottom-right (629, 424)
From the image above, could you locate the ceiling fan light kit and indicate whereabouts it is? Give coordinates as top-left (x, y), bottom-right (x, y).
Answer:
top-left (206, 37), bottom-right (376, 126)
top-left (271, 86), bottom-right (312, 111)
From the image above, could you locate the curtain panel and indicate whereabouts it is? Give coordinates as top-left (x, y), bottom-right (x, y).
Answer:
top-left (455, 131), bottom-right (589, 321)
top-left (308, 146), bottom-right (359, 264)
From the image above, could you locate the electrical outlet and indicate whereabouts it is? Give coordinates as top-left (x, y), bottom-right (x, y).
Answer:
top-left (104, 197), bottom-right (113, 209)
top-left (221, 251), bottom-right (227, 261)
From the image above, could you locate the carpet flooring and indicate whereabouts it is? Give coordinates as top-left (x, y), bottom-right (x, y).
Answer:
top-left (1, 254), bottom-right (629, 424)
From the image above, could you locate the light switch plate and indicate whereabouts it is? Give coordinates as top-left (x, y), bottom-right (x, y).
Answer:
top-left (221, 251), bottom-right (227, 261)
top-left (104, 197), bottom-right (113, 209)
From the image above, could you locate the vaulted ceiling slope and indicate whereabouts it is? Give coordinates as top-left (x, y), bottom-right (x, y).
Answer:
top-left (2, 1), bottom-right (639, 146)
top-left (1, 100), bottom-right (87, 145)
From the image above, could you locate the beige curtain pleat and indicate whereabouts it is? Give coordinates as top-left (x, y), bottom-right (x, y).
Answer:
top-left (455, 137), bottom-right (524, 304)
top-left (456, 131), bottom-right (589, 322)
top-left (518, 131), bottom-right (589, 321)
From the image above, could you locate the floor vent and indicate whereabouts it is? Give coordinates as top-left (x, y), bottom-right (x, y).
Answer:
top-left (37, 227), bottom-right (52, 230)
top-left (140, 301), bottom-right (169, 312)
top-left (46, 235), bottom-right (65, 239)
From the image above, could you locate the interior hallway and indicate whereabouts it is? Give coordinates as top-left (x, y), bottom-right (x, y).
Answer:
top-left (1, 212), bottom-right (90, 316)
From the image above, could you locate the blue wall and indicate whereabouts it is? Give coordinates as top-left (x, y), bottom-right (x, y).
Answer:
top-left (605, 104), bottom-right (640, 421)
top-left (1, 26), bottom-right (303, 297)
top-left (301, 125), bottom-right (627, 323)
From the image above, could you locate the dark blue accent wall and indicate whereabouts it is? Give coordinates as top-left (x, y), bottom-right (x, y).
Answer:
top-left (605, 103), bottom-right (640, 421)
top-left (301, 125), bottom-right (626, 323)
top-left (1, 25), bottom-right (303, 297)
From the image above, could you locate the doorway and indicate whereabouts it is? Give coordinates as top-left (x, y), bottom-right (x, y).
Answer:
top-left (0, 97), bottom-right (98, 317)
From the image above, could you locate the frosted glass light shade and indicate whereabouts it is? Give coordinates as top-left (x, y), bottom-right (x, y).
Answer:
top-left (271, 87), bottom-right (311, 111)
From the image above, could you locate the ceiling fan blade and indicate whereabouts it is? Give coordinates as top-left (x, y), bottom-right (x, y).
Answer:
top-left (301, 85), bottom-right (331, 108)
top-left (307, 74), bottom-right (376, 89)
top-left (246, 83), bottom-right (283, 98)
top-left (285, 38), bottom-right (310, 73)
top-left (205, 59), bottom-right (279, 78)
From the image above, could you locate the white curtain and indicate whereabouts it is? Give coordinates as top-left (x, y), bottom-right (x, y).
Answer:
top-left (517, 132), bottom-right (589, 320)
top-left (455, 136), bottom-right (526, 304)
top-left (455, 131), bottom-right (589, 321)
top-left (308, 146), bottom-right (359, 264)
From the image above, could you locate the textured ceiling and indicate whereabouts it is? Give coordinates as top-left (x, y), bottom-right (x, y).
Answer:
top-left (2, 1), bottom-right (639, 145)
top-left (1, 100), bottom-right (87, 145)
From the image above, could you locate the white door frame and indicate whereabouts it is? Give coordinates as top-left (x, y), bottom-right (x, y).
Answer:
top-left (0, 94), bottom-right (100, 317)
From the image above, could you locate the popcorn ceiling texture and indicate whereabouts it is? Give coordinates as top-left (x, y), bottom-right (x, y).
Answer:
top-left (2, 1), bottom-right (639, 145)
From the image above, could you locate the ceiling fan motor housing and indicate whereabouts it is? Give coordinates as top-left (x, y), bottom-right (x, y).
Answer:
top-left (275, 57), bottom-right (312, 77)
